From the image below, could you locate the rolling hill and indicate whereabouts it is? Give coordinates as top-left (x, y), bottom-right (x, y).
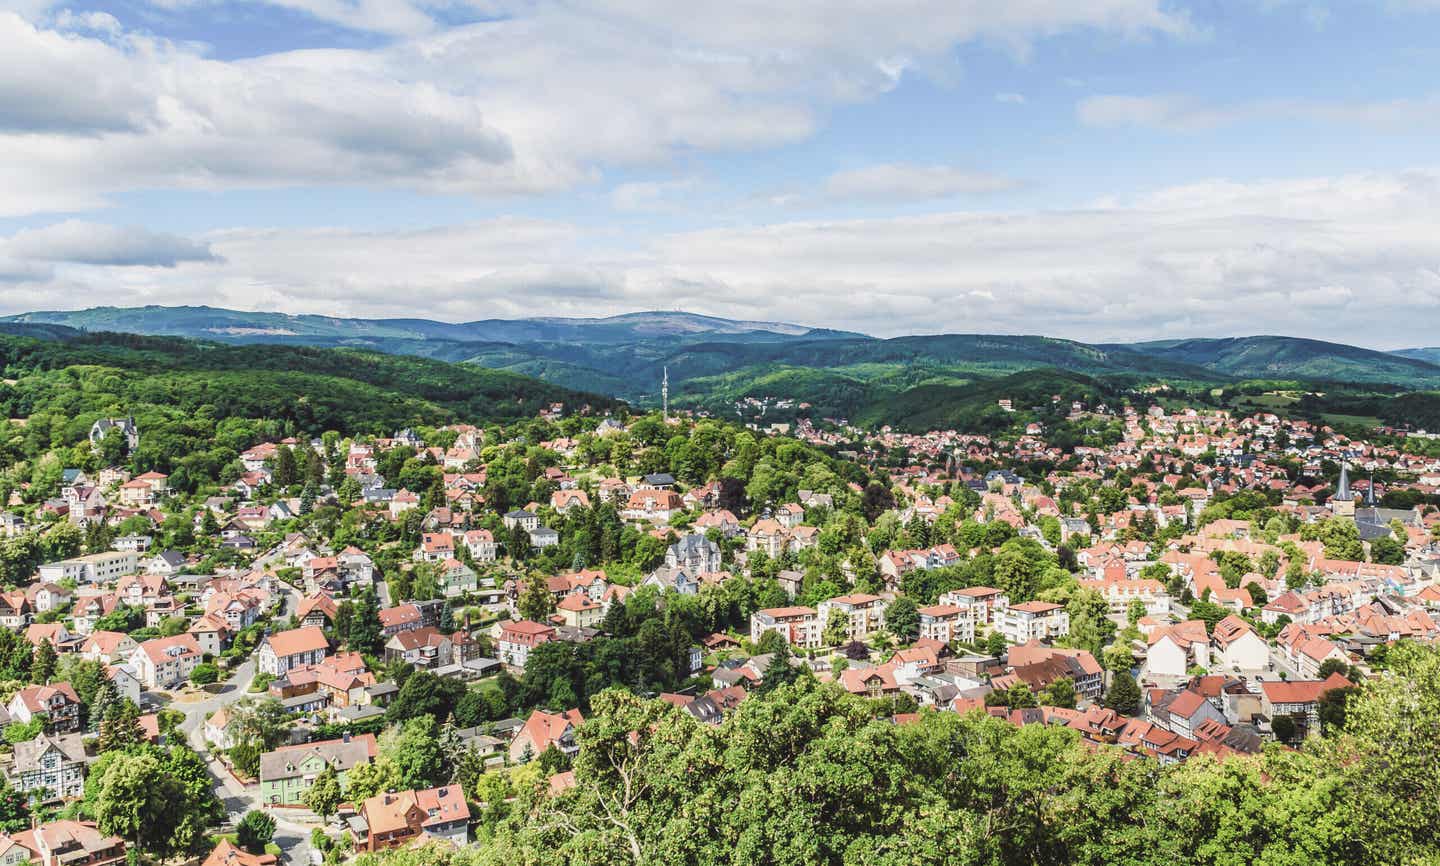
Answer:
top-left (1393, 347), bottom-right (1440, 366)
top-left (0, 306), bottom-right (862, 346)
top-left (1120, 336), bottom-right (1440, 387)
top-left (9, 307), bottom-right (1440, 431)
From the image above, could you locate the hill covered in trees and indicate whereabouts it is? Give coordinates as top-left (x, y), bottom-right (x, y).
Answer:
top-left (0, 331), bottom-right (621, 494)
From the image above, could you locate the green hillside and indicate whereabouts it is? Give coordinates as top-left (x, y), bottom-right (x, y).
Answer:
top-left (1123, 336), bottom-right (1440, 386)
top-left (0, 331), bottom-right (622, 490)
top-left (851, 369), bottom-right (1118, 432)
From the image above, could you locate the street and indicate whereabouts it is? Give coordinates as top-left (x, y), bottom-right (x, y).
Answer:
top-left (171, 576), bottom-right (315, 864)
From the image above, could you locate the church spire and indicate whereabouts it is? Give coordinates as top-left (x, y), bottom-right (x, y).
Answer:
top-left (1335, 461), bottom-right (1353, 502)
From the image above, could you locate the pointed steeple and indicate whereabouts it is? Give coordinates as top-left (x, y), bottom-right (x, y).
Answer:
top-left (1335, 461), bottom-right (1353, 502)
top-left (1365, 472), bottom-right (1377, 508)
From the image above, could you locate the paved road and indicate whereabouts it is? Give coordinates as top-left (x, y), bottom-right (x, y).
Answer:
top-left (174, 577), bottom-right (315, 865)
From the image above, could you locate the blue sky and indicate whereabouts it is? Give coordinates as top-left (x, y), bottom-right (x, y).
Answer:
top-left (4, 0), bottom-right (1440, 346)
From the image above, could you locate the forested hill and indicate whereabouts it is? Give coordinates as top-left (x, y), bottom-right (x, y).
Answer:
top-left (0, 331), bottom-right (622, 491)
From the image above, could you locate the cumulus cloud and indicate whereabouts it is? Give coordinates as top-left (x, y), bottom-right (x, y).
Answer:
top-left (6, 221), bottom-right (220, 267)
top-left (10, 169), bottom-right (1440, 348)
top-left (0, 1), bottom-right (1188, 216)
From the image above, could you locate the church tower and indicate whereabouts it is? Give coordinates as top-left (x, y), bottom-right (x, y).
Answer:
top-left (1332, 461), bottom-right (1355, 517)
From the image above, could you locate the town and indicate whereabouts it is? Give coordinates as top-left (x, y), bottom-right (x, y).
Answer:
top-left (0, 386), bottom-right (1432, 866)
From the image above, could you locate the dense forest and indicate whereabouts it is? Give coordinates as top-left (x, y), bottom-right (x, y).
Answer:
top-left (0, 332), bottom-right (622, 494)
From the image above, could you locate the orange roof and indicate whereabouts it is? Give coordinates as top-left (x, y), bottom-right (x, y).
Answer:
top-left (263, 626), bottom-right (329, 658)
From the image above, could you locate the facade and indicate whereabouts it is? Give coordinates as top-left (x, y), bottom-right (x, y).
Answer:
top-left (37, 551), bottom-right (137, 585)
top-left (258, 735), bottom-right (376, 806)
top-left (817, 594), bottom-right (886, 642)
top-left (351, 786), bottom-right (470, 852)
top-left (256, 627), bottom-right (330, 676)
top-left (6, 684), bottom-right (82, 734)
top-left (10, 734), bottom-right (88, 802)
top-left (497, 620), bottom-right (556, 670)
top-left (129, 634), bottom-right (204, 688)
top-left (749, 606), bottom-right (821, 649)
top-left (996, 601), bottom-right (1069, 644)
top-left (938, 587), bottom-right (1010, 625)
top-left (917, 604), bottom-right (974, 644)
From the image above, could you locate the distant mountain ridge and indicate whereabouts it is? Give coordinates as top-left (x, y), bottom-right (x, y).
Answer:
top-left (1, 306), bottom-right (864, 345)
top-left (8, 307), bottom-right (1440, 425)
top-left (1117, 335), bottom-right (1440, 386)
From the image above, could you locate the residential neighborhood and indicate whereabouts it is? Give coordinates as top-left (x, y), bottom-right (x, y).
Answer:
top-left (0, 392), bottom-right (1433, 866)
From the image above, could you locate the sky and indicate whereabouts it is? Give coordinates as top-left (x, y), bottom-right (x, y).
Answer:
top-left (4, 0), bottom-right (1440, 347)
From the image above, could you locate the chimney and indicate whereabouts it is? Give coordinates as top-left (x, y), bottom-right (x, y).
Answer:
top-left (342, 731), bottom-right (351, 743)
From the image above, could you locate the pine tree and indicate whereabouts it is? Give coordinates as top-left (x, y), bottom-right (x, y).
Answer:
top-left (100, 699), bottom-right (144, 752)
top-left (30, 641), bottom-right (56, 684)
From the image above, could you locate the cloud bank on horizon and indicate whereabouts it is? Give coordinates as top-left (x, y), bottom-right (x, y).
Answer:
top-left (3, 0), bottom-right (1440, 347)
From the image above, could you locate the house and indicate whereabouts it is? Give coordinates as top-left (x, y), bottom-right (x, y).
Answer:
top-left (7, 684), bottom-right (81, 734)
top-left (0, 593), bottom-right (28, 629)
top-left (297, 593), bottom-right (340, 629)
top-left (37, 551), bottom-right (137, 585)
top-left (202, 839), bottom-right (276, 866)
top-left (502, 511), bottom-right (539, 533)
top-left (550, 490), bottom-right (590, 515)
top-left (508, 708), bottom-right (584, 763)
top-left (528, 526), bottom-right (559, 549)
top-left (383, 628), bottom-right (474, 668)
top-left (204, 706), bottom-right (238, 751)
top-left (256, 627), bottom-right (329, 677)
top-left (918, 604), bottom-right (974, 644)
top-left (938, 587), bottom-right (1009, 625)
top-left (642, 566), bottom-right (699, 596)
top-left (259, 734), bottom-right (378, 805)
top-left (621, 489), bottom-right (683, 524)
top-left (350, 785), bottom-right (470, 852)
top-left (25, 583), bottom-right (72, 615)
top-left (497, 620), bottom-right (555, 670)
top-left (1148, 688), bottom-right (1227, 740)
top-left (461, 530), bottom-right (497, 562)
top-left (1145, 620), bottom-right (1211, 679)
top-left (1001, 643), bottom-right (1106, 702)
top-left (1259, 673), bottom-right (1353, 734)
top-left (436, 559), bottom-right (478, 597)
top-left (749, 607), bottom-right (821, 649)
top-left (1210, 615), bottom-right (1269, 671)
top-left (555, 593), bottom-right (604, 629)
top-left (89, 417), bottom-right (138, 452)
top-left (666, 533), bottom-right (722, 574)
top-left (838, 664), bottom-right (900, 699)
top-left (995, 601), bottom-right (1069, 644)
top-left (5, 821), bottom-right (126, 866)
top-left (129, 634), bottom-right (204, 689)
top-left (80, 631), bottom-right (137, 664)
top-left (415, 533), bottom-right (455, 563)
top-left (817, 594), bottom-right (886, 643)
top-left (378, 603), bottom-right (425, 636)
top-left (9, 733), bottom-right (88, 802)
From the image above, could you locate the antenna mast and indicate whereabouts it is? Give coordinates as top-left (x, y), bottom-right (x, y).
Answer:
top-left (662, 366), bottom-right (670, 421)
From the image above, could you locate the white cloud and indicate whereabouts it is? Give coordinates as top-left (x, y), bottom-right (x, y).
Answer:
top-left (817, 163), bottom-right (1021, 204)
top-left (994, 92), bottom-right (1026, 104)
top-left (5, 220), bottom-right (220, 266)
top-left (610, 179), bottom-right (701, 213)
top-left (11, 169), bottom-right (1440, 348)
top-left (1078, 91), bottom-right (1440, 132)
top-left (0, 1), bottom-right (1188, 216)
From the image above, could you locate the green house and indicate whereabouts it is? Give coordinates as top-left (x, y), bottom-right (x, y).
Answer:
top-left (258, 734), bottom-right (376, 806)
